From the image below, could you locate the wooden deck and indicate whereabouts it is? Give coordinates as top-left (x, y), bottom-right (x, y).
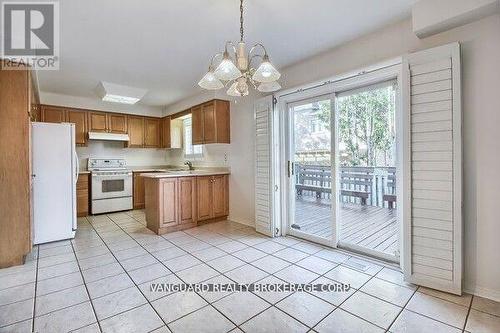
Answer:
top-left (294, 197), bottom-right (398, 256)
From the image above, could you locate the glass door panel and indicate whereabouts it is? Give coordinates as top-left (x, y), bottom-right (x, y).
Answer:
top-left (287, 96), bottom-right (335, 246)
top-left (335, 81), bottom-right (399, 261)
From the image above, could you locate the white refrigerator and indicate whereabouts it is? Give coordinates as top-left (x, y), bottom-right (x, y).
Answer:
top-left (32, 122), bottom-right (78, 244)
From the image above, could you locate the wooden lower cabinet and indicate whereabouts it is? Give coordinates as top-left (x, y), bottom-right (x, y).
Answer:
top-left (197, 175), bottom-right (229, 222)
top-left (145, 174), bottom-right (229, 235)
top-left (178, 177), bottom-right (197, 224)
top-left (76, 174), bottom-right (89, 217)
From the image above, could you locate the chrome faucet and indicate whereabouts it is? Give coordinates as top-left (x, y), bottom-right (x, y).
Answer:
top-left (184, 161), bottom-right (194, 171)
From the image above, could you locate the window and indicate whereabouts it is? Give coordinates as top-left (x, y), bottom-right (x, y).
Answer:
top-left (183, 117), bottom-right (203, 157)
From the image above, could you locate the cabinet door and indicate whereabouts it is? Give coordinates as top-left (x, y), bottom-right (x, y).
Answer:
top-left (127, 116), bottom-right (144, 147)
top-left (66, 110), bottom-right (87, 146)
top-left (108, 114), bottom-right (127, 133)
top-left (191, 105), bottom-right (204, 145)
top-left (41, 106), bottom-right (65, 123)
top-left (202, 102), bottom-right (216, 144)
top-left (178, 177), bottom-right (197, 224)
top-left (133, 173), bottom-right (146, 209)
top-left (144, 118), bottom-right (160, 147)
top-left (88, 112), bottom-right (108, 132)
top-left (162, 117), bottom-right (171, 148)
top-left (212, 175), bottom-right (228, 217)
top-left (197, 176), bottom-right (212, 221)
top-left (76, 174), bottom-right (89, 217)
top-left (160, 178), bottom-right (178, 227)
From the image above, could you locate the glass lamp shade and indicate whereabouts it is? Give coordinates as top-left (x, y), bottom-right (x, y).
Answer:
top-left (227, 80), bottom-right (249, 97)
top-left (252, 56), bottom-right (281, 83)
top-left (198, 71), bottom-right (224, 90)
top-left (214, 57), bottom-right (242, 81)
top-left (257, 80), bottom-right (281, 93)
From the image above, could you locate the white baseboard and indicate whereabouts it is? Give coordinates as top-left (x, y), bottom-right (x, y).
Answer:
top-left (464, 282), bottom-right (500, 303)
top-left (227, 216), bottom-right (255, 228)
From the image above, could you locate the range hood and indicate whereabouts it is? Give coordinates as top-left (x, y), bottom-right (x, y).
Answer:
top-left (88, 132), bottom-right (130, 142)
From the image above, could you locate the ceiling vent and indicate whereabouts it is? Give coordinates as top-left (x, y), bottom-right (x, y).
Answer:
top-left (96, 81), bottom-right (147, 105)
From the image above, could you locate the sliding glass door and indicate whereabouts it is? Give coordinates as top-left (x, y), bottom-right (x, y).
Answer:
top-left (283, 76), bottom-right (400, 262)
top-left (335, 81), bottom-right (399, 261)
top-left (286, 95), bottom-right (336, 246)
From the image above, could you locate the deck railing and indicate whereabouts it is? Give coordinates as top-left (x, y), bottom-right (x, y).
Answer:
top-left (295, 164), bottom-right (396, 208)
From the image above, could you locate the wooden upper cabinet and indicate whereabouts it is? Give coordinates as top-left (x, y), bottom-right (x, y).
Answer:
top-left (161, 117), bottom-right (171, 148)
top-left (89, 111), bottom-right (127, 133)
top-left (108, 114), bottom-right (127, 133)
top-left (41, 106), bottom-right (65, 123)
top-left (191, 105), bottom-right (204, 145)
top-left (41, 105), bottom-right (87, 146)
top-left (88, 111), bottom-right (107, 132)
top-left (190, 99), bottom-right (230, 144)
top-left (127, 116), bottom-right (144, 147)
top-left (66, 110), bottom-right (87, 146)
top-left (202, 102), bottom-right (216, 144)
top-left (178, 177), bottom-right (197, 224)
top-left (144, 118), bottom-right (161, 148)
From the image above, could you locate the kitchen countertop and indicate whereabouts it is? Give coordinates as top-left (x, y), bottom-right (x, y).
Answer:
top-left (140, 170), bottom-right (230, 178)
top-left (78, 170), bottom-right (91, 175)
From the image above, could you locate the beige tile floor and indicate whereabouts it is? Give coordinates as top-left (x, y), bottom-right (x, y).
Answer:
top-left (0, 210), bottom-right (499, 333)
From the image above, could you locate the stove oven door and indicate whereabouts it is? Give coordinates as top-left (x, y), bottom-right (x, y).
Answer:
top-left (92, 172), bottom-right (132, 200)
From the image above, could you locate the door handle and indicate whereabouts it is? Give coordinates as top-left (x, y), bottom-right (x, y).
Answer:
top-left (287, 161), bottom-right (294, 178)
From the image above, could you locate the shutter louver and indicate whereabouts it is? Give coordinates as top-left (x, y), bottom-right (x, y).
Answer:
top-left (254, 96), bottom-right (276, 237)
top-left (403, 43), bottom-right (462, 294)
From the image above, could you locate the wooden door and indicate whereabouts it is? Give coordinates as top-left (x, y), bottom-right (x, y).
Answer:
top-left (127, 116), bottom-right (144, 147)
top-left (191, 105), bottom-right (204, 144)
top-left (144, 118), bottom-right (160, 147)
top-left (212, 175), bottom-right (228, 217)
top-left (197, 176), bottom-right (212, 221)
top-left (133, 172), bottom-right (146, 209)
top-left (88, 112), bottom-right (108, 132)
top-left (66, 110), bottom-right (87, 146)
top-left (41, 106), bottom-right (65, 123)
top-left (178, 177), bottom-right (197, 224)
top-left (162, 117), bottom-right (171, 148)
top-left (215, 100), bottom-right (230, 143)
top-left (108, 114), bottom-right (127, 133)
top-left (160, 178), bottom-right (178, 227)
top-left (202, 102), bottom-right (216, 143)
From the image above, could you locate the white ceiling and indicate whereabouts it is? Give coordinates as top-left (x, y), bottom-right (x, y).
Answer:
top-left (37, 0), bottom-right (417, 107)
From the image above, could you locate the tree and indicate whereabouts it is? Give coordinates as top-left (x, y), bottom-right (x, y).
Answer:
top-left (319, 86), bottom-right (395, 167)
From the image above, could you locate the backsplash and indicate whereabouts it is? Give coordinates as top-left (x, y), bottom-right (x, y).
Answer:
top-left (77, 141), bottom-right (230, 170)
top-left (165, 144), bottom-right (230, 168)
top-left (76, 141), bottom-right (168, 169)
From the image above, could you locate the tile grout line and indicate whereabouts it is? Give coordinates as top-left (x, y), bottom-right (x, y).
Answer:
top-left (31, 245), bottom-right (40, 333)
top-left (69, 228), bottom-right (104, 333)
top-left (83, 216), bottom-right (167, 332)
top-left (462, 294), bottom-right (474, 332)
top-left (109, 213), bottom-right (243, 332)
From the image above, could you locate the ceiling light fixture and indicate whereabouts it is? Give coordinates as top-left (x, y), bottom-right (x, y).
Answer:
top-left (198, 0), bottom-right (281, 97)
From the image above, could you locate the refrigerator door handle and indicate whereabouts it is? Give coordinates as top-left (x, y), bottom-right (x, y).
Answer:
top-left (74, 151), bottom-right (79, 182)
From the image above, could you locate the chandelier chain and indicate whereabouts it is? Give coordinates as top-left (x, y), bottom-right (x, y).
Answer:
top-left (240, 0), bottom-right (244, 42)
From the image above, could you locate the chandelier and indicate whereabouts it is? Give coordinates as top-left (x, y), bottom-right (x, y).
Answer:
top-left (198, 0), bottom-right (281, 96)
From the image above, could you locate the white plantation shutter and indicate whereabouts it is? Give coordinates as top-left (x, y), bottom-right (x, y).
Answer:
top-left (254, 96), bottom-right (277, 237)
top-left (402, 43), bottom-right (462, 294)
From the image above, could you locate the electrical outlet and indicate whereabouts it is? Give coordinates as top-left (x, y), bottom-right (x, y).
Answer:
top-left (224, 153), bottom-right (228, 164)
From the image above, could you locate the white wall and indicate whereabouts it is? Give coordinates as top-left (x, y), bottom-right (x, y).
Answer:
top-left (170, 14), bottom-right (500, 299)
top-left (76, 142), bottom-right (167, 169)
